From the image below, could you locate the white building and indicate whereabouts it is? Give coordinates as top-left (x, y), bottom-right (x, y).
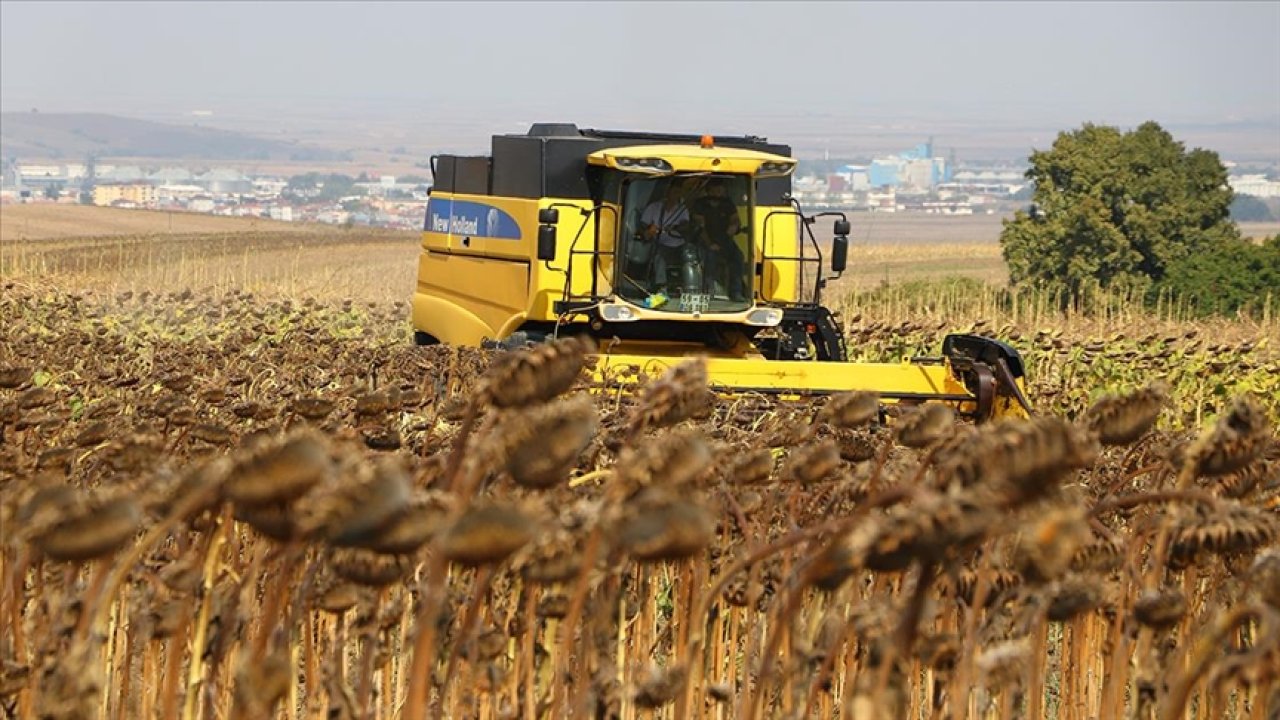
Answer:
top-left (1229, 174), bottom-right (1280, 198)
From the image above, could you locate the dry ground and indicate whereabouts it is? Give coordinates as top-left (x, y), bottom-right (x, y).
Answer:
top-left (1, 205), bottom-right (418, 303)
top-left (0, 203), bottom-right (314, 241)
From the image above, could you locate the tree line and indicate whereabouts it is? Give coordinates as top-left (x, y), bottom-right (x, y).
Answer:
top-left (999, 121), bottom-right (1279, 318)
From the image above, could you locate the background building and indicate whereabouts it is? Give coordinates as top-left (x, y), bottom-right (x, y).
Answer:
top-left (93, 183), bottom-right (156, 206)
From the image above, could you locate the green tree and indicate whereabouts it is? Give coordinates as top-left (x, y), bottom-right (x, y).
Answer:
top-left (1160, 235), bottom-right (1280, 317)
top-left (1000, 122), bottom-right (1238, 299)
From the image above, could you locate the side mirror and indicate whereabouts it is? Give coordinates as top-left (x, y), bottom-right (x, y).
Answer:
top-left (833, 218), bottom-right (851, 236)
top-left (537, 224), bottom-right (558, 261)
top-left (538, 207), bottom-right (560, 224)
top-left (831, 234), bottom-right (848, 273)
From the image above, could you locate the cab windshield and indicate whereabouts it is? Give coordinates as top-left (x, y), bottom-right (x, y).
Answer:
top-left (616, 174), bottom-right (752, 313)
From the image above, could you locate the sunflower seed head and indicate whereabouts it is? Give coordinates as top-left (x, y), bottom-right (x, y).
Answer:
top-left (779, 440), bottom-right (842, 485)
top-left (626, 357), bottom-right (711, 436)
top-left (498, 394), bottom-right (598, 489)
top-left (1133, 588), bottom-right (1186, 629)
top-left (633, 663), bottom-right (688, 709)
top-left (1247, 548), bottom-right (1280, 610)
top-left (224, 431), bottom-right (333, 508)
top-left (820, 391), bottom-right (881, 429)
top-left (514, 527), bottom-right (583, 584)
top-left (0, 366), bottom-right (33, 389)
top-left (1045, 577), bottom-right (1103, 621)
top-left (942, 417), bottom-right (1097, 505)
top-left (235, 502), bottom-right (302, 543)
top-left (440, 503), bottom-right (535, 567)
top-left (617, 489), bottom-right (714, 562)
top-left (1169, 502), bottom-right (1278, 567)
top-left (364, 490), bottom-right (452, 555)
top-left (802, 534), bottom-right (861, 591)
top-left (485, 336), bottom-right (595, 409)
top-left (30, 492), bottom-right (141, 563)
top-left (837, 428), bottom-right (883, 463)
top-left (1081, 381), bottom-right (1169, 445)
top-left (726, 447), bottom-right (775, 485)
top-left (613, 429), bottom-right (713, 495)
top-left (329, 547), bottom-right (414, 587)
top-left (894, 404), bottom-right (955, 449)
top-left (299, 456), bottom-right (413, 548)
top-left (1013, 506), bottom-right (1092, 584)
top-left (977, 639), bottom-right (1030, 689)
top-left (1193, 394), bottom-right (1273, 477)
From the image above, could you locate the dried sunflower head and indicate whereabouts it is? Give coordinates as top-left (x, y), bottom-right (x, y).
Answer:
top-left (613, 428), bottom-right (712, 495)
top-left (1133, 588), bottom-right (1186, 629)
top-left (1193, 394), bottom-right (1273, 477)
top-left (1012, 506), bottom-right (1092, 584)
top-left (617, 488), bottom-right (714, 563)
top-left (625, 356), bottom-right (711, 436)
top-left (1080, 381), bottom-right (1168, 446)
top-left (484, 335), bottom-right (595, 409)
top-left (497, 394), bottom-right (598, 489)
top-left (223, 431), bottom-right (333, 508)
top-left (1045, 577), bottom-right (1103, 621)
top-left (307, 456), bottom-right (413, 548)
top-left (28, 491), bottom-right (141, 562)
top-left (894, 403), bottom-right (954, 449)
top-left (819, 391), bottom-right (881, 429)
top-left (439, 503), bottom-right (535, 567)
top-left (779, 440), bottom-right (842, 485)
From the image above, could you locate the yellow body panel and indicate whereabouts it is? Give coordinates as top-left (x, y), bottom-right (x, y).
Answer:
top-left (594, 352), bottom-right (963, 396)
top-left (413, 251), bottom-right (530, 345)
top-left (591, 352), bottom-right (1029, 419)
top-left (417, 193), bottom-right (601, 341)
top-left (756, 205), bottom-right (800, 302)
top-left (587, 145), bottom-right (795, 175)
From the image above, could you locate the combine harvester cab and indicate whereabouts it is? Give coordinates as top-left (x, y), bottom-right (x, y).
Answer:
top-left (413, 123), bottom-right (1032, 422)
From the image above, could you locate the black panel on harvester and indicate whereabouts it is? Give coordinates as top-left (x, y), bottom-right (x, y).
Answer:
top-left (453, 157), bottom-right (491, 195)
top-left (432, 155), bottom-right (456, 193)
top-left (485, 124), bottom-right (794, 202)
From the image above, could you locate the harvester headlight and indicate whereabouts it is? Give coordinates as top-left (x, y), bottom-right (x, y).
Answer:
top-left (600, 303), bottom-right (639, 322)
top-left (612, 156), bottom-right (673, 174)
top-left (757, 161), bottom-right (796, 177)
top-left (639, 158), bottom-right (673, 172)
top-left (745, 308), bottom-right (784, 327)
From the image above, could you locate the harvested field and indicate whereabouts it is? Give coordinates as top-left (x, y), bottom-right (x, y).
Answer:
top-left (1, 205), bottom-right (418, 303)
top-left (0, 203), bottom-right (313, 241)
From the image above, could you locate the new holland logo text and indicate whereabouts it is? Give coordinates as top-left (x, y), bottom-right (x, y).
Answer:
top-left (431, 214), bottom-right (479, 235)
top-left (425, 199), bottom-right (521, 240)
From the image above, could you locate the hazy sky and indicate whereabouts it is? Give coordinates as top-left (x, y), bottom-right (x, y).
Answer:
top-left (2, 1), bottom-right (1278, 129)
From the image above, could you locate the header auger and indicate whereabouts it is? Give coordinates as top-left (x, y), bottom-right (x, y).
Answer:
top-left (413, 123), bottom-right (1032, 422)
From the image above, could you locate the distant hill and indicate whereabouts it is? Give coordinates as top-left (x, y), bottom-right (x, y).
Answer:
top-left (0, 112), bottom-right (351, 162)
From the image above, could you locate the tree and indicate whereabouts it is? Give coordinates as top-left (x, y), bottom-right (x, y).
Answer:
top-left (1000, 122), bottom-right (1239, 299)
top-left (1160, 235), bottom-right (1280, 317)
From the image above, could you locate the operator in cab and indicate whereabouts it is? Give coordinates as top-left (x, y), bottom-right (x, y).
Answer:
top-left (638, 180), bottom-right (699, 296)
top-left (690, 177), bottom-right (747, 302)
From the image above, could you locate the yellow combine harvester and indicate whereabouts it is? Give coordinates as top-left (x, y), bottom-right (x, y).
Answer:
top-left (413, 123), bottom-right (1032, 421)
